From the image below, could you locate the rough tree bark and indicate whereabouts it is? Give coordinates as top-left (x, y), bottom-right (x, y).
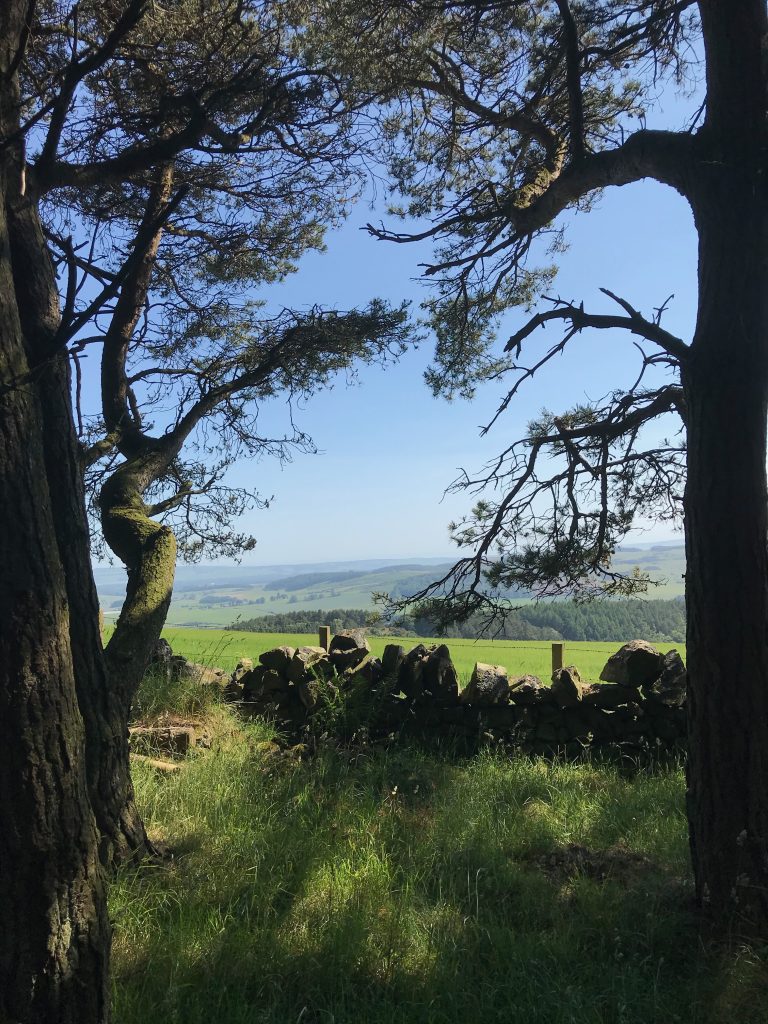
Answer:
top-left (8, 195), bottom-right (153, 869)
top-left (98, 164), bottom-right (180, 729)
top-left (683, 0), bottom-right (768, 933)
top-left (0, 5), bottom-right (111, 1015)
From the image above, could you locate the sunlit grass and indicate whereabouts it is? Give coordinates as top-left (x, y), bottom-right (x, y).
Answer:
top-left (112, 685), bottom-right (768, 1024)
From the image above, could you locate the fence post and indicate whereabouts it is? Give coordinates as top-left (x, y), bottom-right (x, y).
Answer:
top-left (551, 641), bottom-right (564, 676)
top-left (319, 625), bottom-right (331, 652)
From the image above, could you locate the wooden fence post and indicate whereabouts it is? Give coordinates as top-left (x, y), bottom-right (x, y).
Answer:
top-left (551, 642), bottom-right (564, 676)
top-left (319, 625), bottom-right (331, 652)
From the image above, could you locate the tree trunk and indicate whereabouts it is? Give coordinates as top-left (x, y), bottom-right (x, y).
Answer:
top-left (40, 355), bottom-right (152, 864)
top-left (7, 193), bottom-right (152, 868)
top-left (684, 171), bottom-right (768, 935)
top-left (101, 464), bottom-right (178, 720)
top-left (0, 169), bottom-right (110, 1024)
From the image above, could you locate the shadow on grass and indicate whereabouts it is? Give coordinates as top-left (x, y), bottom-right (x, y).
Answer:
top-left (111, 734), bottom-right (768, 1024)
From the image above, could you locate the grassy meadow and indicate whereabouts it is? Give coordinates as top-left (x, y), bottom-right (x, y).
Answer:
top-left (160, 626), bottom-right (686, 684)
top-left (112, 697), bottom-right (768, 1024)
top-left (109, 629), bottom-right (768, 1024)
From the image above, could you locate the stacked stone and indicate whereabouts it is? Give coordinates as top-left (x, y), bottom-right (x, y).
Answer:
top-left (379, 639), bottom-right (687, 755)
top-left (222, 634), bottom-right (686, 754)
top-left (225, 630), bottom-right (383, 722)
top-left (148, 637), bottom-right (228, 688)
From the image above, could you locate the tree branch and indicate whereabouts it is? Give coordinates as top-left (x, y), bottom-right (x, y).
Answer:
top-left (505, 291), bottom-right (689, 360)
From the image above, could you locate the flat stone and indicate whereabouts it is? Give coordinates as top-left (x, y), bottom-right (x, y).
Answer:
top-left (129, 725), bottom-right (197, 757)
top-left (582, 683), bottom-right (639, 708)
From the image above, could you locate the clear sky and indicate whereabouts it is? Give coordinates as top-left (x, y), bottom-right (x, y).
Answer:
top-left (201, 171), bottom-right (697, 565)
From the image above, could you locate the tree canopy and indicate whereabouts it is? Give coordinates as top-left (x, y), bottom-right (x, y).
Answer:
top-left (15, 0), bottom-right (412, 701)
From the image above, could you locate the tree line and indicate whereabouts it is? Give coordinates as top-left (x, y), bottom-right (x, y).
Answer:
top-left (232, 599), bottom-right (686, 643)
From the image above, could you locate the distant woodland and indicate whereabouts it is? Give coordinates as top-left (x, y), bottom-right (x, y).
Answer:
top-left (231, 599), bottom-right (686, 643)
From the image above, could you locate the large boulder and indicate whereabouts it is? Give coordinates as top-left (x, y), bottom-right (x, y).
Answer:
top-left (398, 644), bottom-right (430, 697)
top-left (343, 653), bottom-right (384, 686)
top-left (242, 667), bottom-right (287, 700)
top-left (259, 646), bottom-right (295, 674)
top-left (296, 677), bottom-right (339, 711)
top-left (423, 644), bottom-right (459, 699)
top-left (329, 629), bottom-right (369, 653)
top-left (287, 646), bottom-right (331, 683)
top-left (168, 656), bottom-right (224, 686)
top-left (382, 644), bottom-right (406, 677)
top-left (460, 663), bottom-right (509, 705)
top-left (149, 638), bottom-right (173, 682)
top-left (508, 674), bottom-right (551, 705)
top-left (170, 654), bottom-right (197, 680)
top-left (330, 646), bottom-right (371, 673)
top-left (231, 658), bottom-right (253, 684)
top-left (551, 665), bottom-right (587, 707)
top-left (599, 640), bottom-right (665, 688)
top-left (642, 649), bottom-right (687, 706)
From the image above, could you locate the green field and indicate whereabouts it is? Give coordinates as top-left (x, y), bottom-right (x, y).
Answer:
top-left (161, 626), bottom-right (686, 683)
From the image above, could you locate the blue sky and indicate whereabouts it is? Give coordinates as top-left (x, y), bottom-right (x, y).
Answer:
top-left (198, 171), bottom-right (697, 565)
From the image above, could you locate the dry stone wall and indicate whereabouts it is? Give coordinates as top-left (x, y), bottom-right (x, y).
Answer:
top-left (221, 633), bottom-right (687, 755)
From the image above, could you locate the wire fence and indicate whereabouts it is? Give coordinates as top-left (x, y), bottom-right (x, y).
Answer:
top-left (402, 640), bottom-right (637, 655)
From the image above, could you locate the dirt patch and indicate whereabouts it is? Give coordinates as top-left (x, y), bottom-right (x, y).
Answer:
top-left (530, 842), bottom-right (659, 885)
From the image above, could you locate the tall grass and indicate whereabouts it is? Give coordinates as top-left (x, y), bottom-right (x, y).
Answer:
top-left (111, 696), bottom-right (768, 1024)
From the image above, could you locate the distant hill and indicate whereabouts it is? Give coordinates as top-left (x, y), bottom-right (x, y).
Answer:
top-left (95, 543), bottom-right (686, 628)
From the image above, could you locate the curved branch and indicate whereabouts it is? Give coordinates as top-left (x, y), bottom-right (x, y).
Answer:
top-left (505, 291), bottom-right (689, 360)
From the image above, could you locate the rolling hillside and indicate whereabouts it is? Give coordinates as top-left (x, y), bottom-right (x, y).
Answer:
top-left (96, 542), bottom-right (685, 628)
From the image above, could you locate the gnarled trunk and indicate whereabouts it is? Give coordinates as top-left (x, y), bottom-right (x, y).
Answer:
top-left (101, 461), bottom-right (177, 723)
